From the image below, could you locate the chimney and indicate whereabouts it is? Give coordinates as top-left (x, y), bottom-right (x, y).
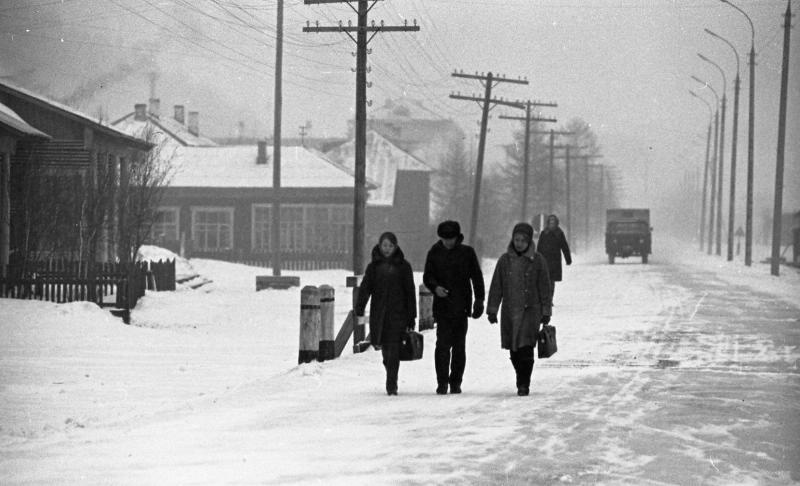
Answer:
top-left (256, 140), bottom-right (267, 165)
top-left (187, 111), bottom-right (199, 136)
top-left (134, 103), bottom-right (147, 121)
top-left (148, 98), bottom-right (160, 118)
top-left (174, 105), bottom-right (185, 124)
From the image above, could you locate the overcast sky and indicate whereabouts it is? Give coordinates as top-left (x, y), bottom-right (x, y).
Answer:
top-left (1, 0), bottom-right (798, 221)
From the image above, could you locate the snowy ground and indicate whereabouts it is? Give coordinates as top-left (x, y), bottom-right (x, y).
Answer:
top-left (1, 239), bottom-right (798, 485)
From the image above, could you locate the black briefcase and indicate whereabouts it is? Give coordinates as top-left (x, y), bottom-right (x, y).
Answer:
top-left (537, 324), bottom-right (558, 359)
top-left (399, 330), bottom-right (424, 361)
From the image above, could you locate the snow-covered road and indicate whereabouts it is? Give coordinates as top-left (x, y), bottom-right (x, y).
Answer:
top-left (1, 241), bottom-right (798, 485)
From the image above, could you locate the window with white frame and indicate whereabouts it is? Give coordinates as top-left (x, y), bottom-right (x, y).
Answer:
top-left (191, 207), bottom-right (234, 251)
top-left (151, 207), bottom-right (180, 242)
top-left (251, 204), bottom-right (352, 253)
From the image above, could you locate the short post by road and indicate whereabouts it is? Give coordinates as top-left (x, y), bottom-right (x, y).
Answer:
top-left (418, 284), bottom-right (434, 331)
top-left (346, 275), bottom-right (369, 353)
top-left (298, 285), bottom-right (320, 364)
top-left (318, 285), bottom-right (335, 361)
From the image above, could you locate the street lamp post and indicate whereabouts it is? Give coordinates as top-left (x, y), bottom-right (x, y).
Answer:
top-left (689, 90), bottom-right (714, 251)
top-left (698, 53), bottom-right (727, 257)
top-left (706, 28), bottom-right (741, 262)
top-left (720, 0), bottom-right (755, 266)
top-left (692, 75), bottom-right (720, 254)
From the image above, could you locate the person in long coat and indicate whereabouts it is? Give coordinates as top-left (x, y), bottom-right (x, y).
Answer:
top-left (536, 214), bottom-right (571, 302)
top-left (487, 222), bottom-right (552, 396)
top-left (356, 232), bottom-right (417, 395)
top-left (423, 220), bottom-right (485, 395)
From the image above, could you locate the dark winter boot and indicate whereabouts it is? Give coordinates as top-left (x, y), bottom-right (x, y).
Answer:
top-left (383, 343), bottom-right (400, 396)
top-left (517, 358), bottom-right (534, 396)
top-left (435, 345), bottom-right (451, 395)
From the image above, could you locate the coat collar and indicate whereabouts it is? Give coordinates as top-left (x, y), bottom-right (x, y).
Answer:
top-left (506, 240), bottom-right (537, 259)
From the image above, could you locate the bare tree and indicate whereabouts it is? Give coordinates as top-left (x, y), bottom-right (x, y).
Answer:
top-left (118, 126), bottom-right (176, 263)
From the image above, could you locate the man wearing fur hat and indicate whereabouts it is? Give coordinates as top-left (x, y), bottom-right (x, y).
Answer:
top-left (487, 222), bottom-right (553, 396)
top-left (423, 220), bottom-right (485, 395)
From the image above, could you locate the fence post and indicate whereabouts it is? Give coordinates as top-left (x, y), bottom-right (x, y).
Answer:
top-left (318, 285), bottom-right (335, 361)
top-left (418, 284), bottom-right (434, 331)
top-left (299, 285), bottom-right (320, 364)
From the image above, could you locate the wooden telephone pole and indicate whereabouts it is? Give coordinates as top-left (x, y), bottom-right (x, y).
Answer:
top-left (304, 0), bottom-right (419, 274)
top-left (498, 101), bottom-right (557, 221)
top-left (449, 72), bottom-right (529, 246)
top-left (770, 1), bottom-right (793, 276)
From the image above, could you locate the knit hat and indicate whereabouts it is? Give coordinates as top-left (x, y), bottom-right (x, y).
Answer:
top-left (437, 220), bottom-right (461, 239)
top-left (512, 222), bottom-right (534, 241)
top-left (378, 231), bottom-right (398, 246)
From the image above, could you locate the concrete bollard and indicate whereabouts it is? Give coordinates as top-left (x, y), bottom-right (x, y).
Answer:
top-left (418, 284), bottom-right (434, 330)
top-left (298, 285), bottom-right (320, 364)
top-left (318, 285), bottom-right (335, 361)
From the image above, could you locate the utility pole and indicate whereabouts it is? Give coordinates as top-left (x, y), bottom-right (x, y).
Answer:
top-left (449, 72), bottom-right (529, 245)
top-left (304, 1), bottom-right (419, 274)
top-left (770, 1), bottom-right (793, 277)
top-left (708, 103), bottom-right (719, 254)
top-left (299, 121), bottom-right (311, 147)
top-left (549, 146), bottom-right (590, 247)
top-left (498, 101), bottom-right (557, 221)
top-left (530, 130), bottom-right (574, 215)
top-left (271, 0), bottom-right (283, 277)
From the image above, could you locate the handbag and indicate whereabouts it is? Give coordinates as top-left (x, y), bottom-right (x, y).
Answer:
top-left (399, 330), bottom-right (424, 361)
top-left (537, 324), bottom-right (558, 359)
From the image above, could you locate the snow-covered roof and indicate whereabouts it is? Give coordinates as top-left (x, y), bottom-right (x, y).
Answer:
top-left (113, 113), bottom-right (218, 147)
top-left (0, 101), bottom-right (50, 139)
top-left (326, 130), bottom-right (431, 206)
top-left (0, 80), bottom-right (151, 149)
top-left (170, 145), bottom-right (365, 189)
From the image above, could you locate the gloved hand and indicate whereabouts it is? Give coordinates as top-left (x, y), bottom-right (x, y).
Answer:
top-left (540, 315), bottom-right (551, 325)
top-left (487, 313), bottom-right (498, 324)
top-left (472, 300), bottom-right (484, 319)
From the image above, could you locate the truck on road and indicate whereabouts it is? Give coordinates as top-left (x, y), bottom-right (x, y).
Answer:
top-left (605, 208), bottom-right (652, 264)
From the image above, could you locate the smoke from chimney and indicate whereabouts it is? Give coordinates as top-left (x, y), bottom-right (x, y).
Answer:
top-left (148, 98), bottom-right (160, 118)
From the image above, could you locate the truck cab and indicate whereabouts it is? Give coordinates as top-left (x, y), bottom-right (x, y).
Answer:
top-left (605, 209), bottom-right (652, 264)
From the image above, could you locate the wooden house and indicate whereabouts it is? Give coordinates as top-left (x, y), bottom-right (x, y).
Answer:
top-left (0, 80), bottom-right (153, 268)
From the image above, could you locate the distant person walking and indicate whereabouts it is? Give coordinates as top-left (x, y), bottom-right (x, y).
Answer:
top-left (537, 214), bottom-right (571, 302)
top-left (423, 220), bottom-right (485, 395)
top-left (487, 222), bottom-right (552, 396)
top-left (356, 232), bottom-right (417, 396)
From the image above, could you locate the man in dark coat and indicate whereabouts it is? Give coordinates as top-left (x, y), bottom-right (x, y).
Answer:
top-left (487, 222), bottom-right (552, 396)
top-left (423, 220), bottom-right (485, 395)
top-left (536, 214), bottom-right (571, 301)
top-left (356, 232), bottom-right (417, 395)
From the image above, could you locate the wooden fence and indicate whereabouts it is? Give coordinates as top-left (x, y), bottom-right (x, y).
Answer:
top-left (0, 259), bottom-right (176, 322)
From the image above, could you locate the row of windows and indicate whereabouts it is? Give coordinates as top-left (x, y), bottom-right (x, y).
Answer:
top-left (151, 205), bottom-right (353, 253)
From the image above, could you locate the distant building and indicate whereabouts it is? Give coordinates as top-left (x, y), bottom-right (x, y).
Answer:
top-left (112, 99), bottom-right (217, 148)
top-left (352, 98), bottom-right (465, 171)
top-left (326, 130), bottom-right (433, 267)
top-left (148, 141), bottom-right (374, 270)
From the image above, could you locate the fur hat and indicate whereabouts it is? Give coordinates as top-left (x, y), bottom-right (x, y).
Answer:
top-left (512, 222), bottom-right (534, 241)
top-left (437, 220), bottom-right (461, 239)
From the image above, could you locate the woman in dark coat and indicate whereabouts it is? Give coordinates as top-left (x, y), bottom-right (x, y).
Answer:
top-left (536, 214), bottom-right (571, 301)
top-left (355, 232), bottom-right (417, 395)
top-left (487, 223), bottom-right (552, 396)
